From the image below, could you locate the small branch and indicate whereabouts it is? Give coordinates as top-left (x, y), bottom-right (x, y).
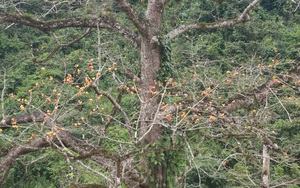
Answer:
top-left (270, 178), bottom-right (300, 188)
top-left (238, 0), bottom-right (261, 21)
top-left (268, 87), bottom-right (292, 122)
top-left (121, 146), bottom-right (183, 160)
top-left (37, 28), bottom-right (91, 63)
top-left (1, 69), bottom-right (6, 119)
top-left (90, 83), bottom-right (132, 135)
top-left (97, 23), bottom-right (102, 70)
top-left (291, 0), bottom-right (300, 12)
top-left (77, 160), bottom-right (113, 183)
top-left (224, 58), bottom-right (300, 113)
top-left (165, 0), bottom-right (261, 40)
top-left (98, 90), bottom-right (125, 145)
top-left (4, 23), bottom-right (14, 30)
top-left (138, 84), bottom-right (168, 143)
top-left (54, 28), bottom-right (91, 46)
top-left (74, 149), bottom-right (118, 162)
top-left (212, 153), bottom-right (243, 177)
top-left (42, 1), bottom-right (68, 18)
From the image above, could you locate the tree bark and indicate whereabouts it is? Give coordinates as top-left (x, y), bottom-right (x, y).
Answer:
top-left (137, 1), bottom-right (167, 187)
top-left (139, 37), bottom-right (162, 144)
top-left (139, 0), bottom-right (164, 143)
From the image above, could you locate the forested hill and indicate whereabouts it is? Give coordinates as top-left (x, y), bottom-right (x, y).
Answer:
top-left (0, 0), bottom-right (300, 187)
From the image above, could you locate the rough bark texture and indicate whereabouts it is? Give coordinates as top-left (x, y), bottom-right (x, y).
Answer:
top-left (139, 0), bottom-right (164, 144)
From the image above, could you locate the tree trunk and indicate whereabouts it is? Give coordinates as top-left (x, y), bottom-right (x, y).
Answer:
top-left (138, 1), bottom-right (167, 187)
top-left (138, 29), bottom-right (167, 188)
top-left (139, 37), bottom-right (162, 144)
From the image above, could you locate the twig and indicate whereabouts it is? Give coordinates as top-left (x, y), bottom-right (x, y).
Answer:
top-left (4, 23), bottom-right (14, 30)
top-left (137, 84), bottom-right (168, 143)
top-left (97, 22), bottom-right (102, 70)
top-left (1, 69), bottom-right (6, 119)
top-left (42, 1), bottom-right (69, 18)
top-left (77, 160), bottom-right (113, 183)
top-left (268, 87), bottom-right (292, 122)
top-left (37, 28), bottom-right (91, 63)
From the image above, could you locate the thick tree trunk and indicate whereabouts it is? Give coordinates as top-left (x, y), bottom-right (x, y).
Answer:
top-left (137, 1), bottom-right (167, 187)
top-left (139, 0), bottom-right (164, 144)
top-left (139, 34), bottom-right (166, 188)
top-left (139, 37), bottom-right (162, 144)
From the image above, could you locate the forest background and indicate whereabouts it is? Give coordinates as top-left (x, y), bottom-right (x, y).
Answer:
top-left (0, 0), bottom-right (300, 187)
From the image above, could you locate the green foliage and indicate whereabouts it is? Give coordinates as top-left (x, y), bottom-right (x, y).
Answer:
top-left (158, 38), bottom-right (175, 83)
top-left (0, 33), bottom-right (25, 59)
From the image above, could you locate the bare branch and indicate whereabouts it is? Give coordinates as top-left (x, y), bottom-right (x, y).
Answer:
top-left (269, 88), bottom-right (292, 122)
top-left (166, 0), bottom-right (261, 40)
top-left (77, 161), bottom-right (113, 183)
top-left (1, 69), bottom-right (6, 119)
top-left (90, 83), bottom-right (133, 136)
top-left (116, 0), bottom-right (147, 36)
top-left (121, 146), bottom-right (182, 159)
top-left (0, 137), bottom-right (49, 186)
top-left (37, 28), bottom-right (91, 63)
top-left (0, 119), bottom-right (117, 186)
top-left (97, 23), bottom-right (102, 70)
top-left (42, 1), bottom-right (69, 18)
top-left (224, 58), bottom-right (300, 113)
top-left (0, 14), bottom-right (140, 48)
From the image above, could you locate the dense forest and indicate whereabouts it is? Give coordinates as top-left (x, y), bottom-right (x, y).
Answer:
top-left (0, 0), bottom-right (299, 187)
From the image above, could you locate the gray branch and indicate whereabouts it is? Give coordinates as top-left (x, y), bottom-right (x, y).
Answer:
top-left (116, 0), bottom-right (147, 36)
top-left (0, 14), bottom-right (141, 48)
top-left (165, 0), bottom-right (261, 40)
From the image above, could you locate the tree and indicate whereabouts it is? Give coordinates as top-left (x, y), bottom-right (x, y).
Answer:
top-left (0, 0), bottom-right (299, 187)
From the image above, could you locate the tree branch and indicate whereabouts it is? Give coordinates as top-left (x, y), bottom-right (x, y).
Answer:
top-left (90, 83), bottom-right (133, 137)
top-left (121, 146), bottom-right (183, 160)
top-left (0, 137), bottom-right (49, 186)
top-left (0, 116), bottom-right (117, 186)
top-left (0, 112), bottom-right (46, 129)
top-left (1, 69), bottom-right (6, 119)
top-left (224, 59), bottom-right (300, 113)
top-left (0, 14), bottom-right (140, 48)
top-left (116, 0), bottom-right (147, 36)
top-left (36, 28), bottom-right (91, 63)
top-left (165, 0), bottom-right (261, 40)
